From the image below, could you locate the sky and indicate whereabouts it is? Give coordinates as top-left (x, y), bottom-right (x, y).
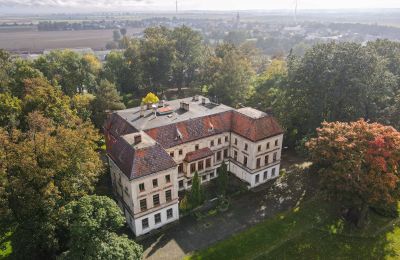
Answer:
top-left (1, 0), bottom-right (400, 13)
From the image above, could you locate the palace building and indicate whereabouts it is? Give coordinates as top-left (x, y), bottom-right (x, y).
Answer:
top-left (104, 96), bottom-right (283, 236)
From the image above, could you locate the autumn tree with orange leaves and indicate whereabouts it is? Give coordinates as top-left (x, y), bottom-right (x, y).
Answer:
top-left (307, 120), bottom-right (400, 227)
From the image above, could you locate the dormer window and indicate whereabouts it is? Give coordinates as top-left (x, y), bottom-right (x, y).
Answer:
top-left (208, 122), bottom-right (214, 132)
top-left (175, 127), bottom-right (183, 140)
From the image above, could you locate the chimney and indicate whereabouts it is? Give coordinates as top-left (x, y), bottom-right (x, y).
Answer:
top-left (140, 104), bottom-right (145, 117)
top-left (180, 102), bottom-right (189, 111)
top-left (202, 98), bottom-right (206, 105)
top-left (134, 134), bottom-right (142, 144)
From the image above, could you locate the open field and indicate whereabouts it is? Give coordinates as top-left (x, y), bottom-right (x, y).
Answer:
top-left (0, 28), bottom-right (143, 52)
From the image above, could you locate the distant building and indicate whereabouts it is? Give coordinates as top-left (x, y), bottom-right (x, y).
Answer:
top-left (104, 96), bottom-right (284, 236)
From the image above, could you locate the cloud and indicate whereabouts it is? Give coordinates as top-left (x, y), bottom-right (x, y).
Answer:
top-left (0, 0), bottom-right (148, 8)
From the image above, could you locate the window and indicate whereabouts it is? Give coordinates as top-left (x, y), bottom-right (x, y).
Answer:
top-left (178, 163), bottom-right (183, 173)
top-left (225, 136), bottom-right (229, 143)
top-left (256, 158), bottom-right (261, 169)
top-left (206, 158), bottom-right (211, 168)
top-left (263, 171), bottom-right (268, 180)
top-left (234, 150), bottom-right (238, 161)
top-left (165, 174), bottom-right (171, 183)
top-left (139, 183), bottom-right (145, 192)
top-left (142, 218), bottom-right (149, 229)
top-left (210, 140), bottom-right (214, 147)
top-left (258, 145), bottom-right (261, 152)
top-left (179, 149), bottom-right (183, 155)
top-left (140, 199), bottom-right (147, 211)
top-left (165, 190), bottom-right (172, 202)
top-left (153, 194), bottom-right (160, 207)
top-left (152, 178), bottom-right (158, 188)
top-left (267, 142), bottom-right (270, 149)
top-left (190, 163), bottom-right (196, 173)
top-left (273, 152), bottom-right (277, 162)
top-left (154, 213), bottom-right (161, 224)
top-left (202, 175), bottom-right (207, 181)
top-left (244, 143), bottom-right (248, 151)
top-left (275, 139), bottom-right (279, 146)
top-left (210, 172), bottom-right (215, 178)
top-left (265, 155), bottom-right (269, 165)
top-left (243, 156), bottom-right (248, 167)
top-left (223, 148), bottom-right (228, 158)
top-left (217, 151), bottom-right (222, 161)
top-left (272, 168), bottom-right (276, 177)
top-left (255, 174), bottom-right (260, 183)
top-left (187, 180), bottom-right (192, 186)
top-left (170, 151), bottom-right (174, 158)
top-left (167, 208), bottom-right (173, 219)
top-left (179, 180), bottom-right (184, 188)
top-left (198, 160), bottom-right (204, 171)
top-left (234, 138), bottom-right (238, 145)
top-left (218, 138), bottom-right (221, 145)
top-left (195, 144), bottom-right (199, 150)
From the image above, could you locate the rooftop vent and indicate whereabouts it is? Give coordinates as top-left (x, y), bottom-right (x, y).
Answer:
top-left (180, 102), bottom-right (190, 111)
top-left (192, 95), bottom-right (199, 102)
top-left (134, 134), bottom-right (142, 145)
top-left (202, 98), bottom-right (206, 105)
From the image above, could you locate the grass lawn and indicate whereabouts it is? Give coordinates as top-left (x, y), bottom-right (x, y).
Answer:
top-left (186, 198), bottom-right (400, 260)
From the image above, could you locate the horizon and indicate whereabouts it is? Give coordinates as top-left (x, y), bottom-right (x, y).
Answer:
top-left (2, 0), bottom-right (400, 14)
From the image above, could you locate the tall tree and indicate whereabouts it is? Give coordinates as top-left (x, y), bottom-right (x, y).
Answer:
top-left (90, 80), bottom-right (126, 128)
top-left (171, 25), bottom-right (203, 96)
top-left (140, 26), bottom-right (175, 93)
top-left (59, 195), bottom-right (142, 260)
top-left (286, 42), bottom-right (393, 141)
top-left (306, 120), bottom-right (400, 227)
top-left (34, 50), bottom-right (101, 96)
top-left (2, 112), bottom-right (103, 258)
top-left (207, 45), bottom-right (255, 106)
top-left (189, 171), bottom-right (204, 208)
top-left (217, 161), bottom-right (229, 197)
top-left (22, 77), bottom-right (78, 127)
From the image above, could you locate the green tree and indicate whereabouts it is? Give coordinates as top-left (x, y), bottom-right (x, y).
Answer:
top-left (34, 50), bottom-right (101, 96)
top-left (91, 80), bottom-right (126, 128)
top-left (59, 195), bottom-right (142, 260)
top-left (22, 77), bottom-right (78, 127)
top-left (171, 25), bottom-right (203, 96)
top-left (2, 112), bottom-right (103, 258)
top-left (189, 171), bottom-right (204, 208)
top-left (0, 50), bottom-right (12, 93)
top-left (285, 42), bottom-right (393, 143)
top-left (217, 161), bottom-right (229, 197)
top-left (0, 92), bottom-right (22, 129)
top-left (8, 58), bottom-right (43, 98)
top-left (207, 45), bottom-right (255, 106)
top-left (140, 26), bottom-right (175, 93)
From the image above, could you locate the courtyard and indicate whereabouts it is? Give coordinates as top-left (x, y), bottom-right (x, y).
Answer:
top-left (140, 152), bottom-right (314, 260)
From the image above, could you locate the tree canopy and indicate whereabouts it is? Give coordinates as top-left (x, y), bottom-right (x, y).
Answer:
top-left (306, 120), bottom-right (400, 226)
top-left (59, 195), bottom-right (142, 260)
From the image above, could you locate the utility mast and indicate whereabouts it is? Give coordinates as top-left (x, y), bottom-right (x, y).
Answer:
top-left (176, 0), bottom-right (178, 13)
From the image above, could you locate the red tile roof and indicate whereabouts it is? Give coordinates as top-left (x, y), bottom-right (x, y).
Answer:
top-left (106, 134), bottom-right (176, 180)
top-left (104, 106), bottom-right (283, 178)
top-left (231, 111), bottom-right (284, 142)
top-left (184, 147), bottom-right (214, 162)
top-left (145, 111), bottom-right (232, 149)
